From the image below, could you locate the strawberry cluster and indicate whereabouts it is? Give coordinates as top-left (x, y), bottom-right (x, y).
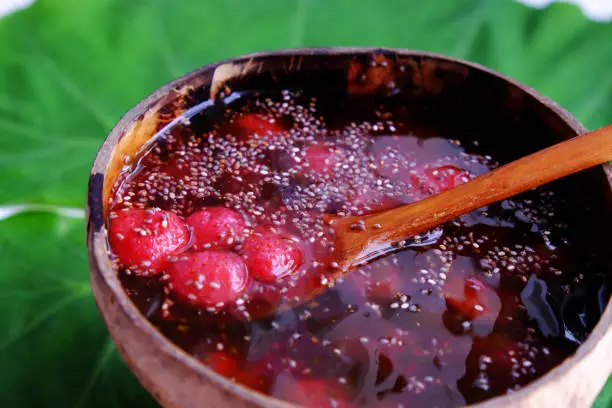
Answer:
top-left (109, 205), bottom-right (303, 310)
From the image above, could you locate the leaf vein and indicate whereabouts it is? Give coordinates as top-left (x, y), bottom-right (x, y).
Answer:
top-left (0, 291), bottom-right (87, 353)
top-left (73, 337), bottom-right (117, 408)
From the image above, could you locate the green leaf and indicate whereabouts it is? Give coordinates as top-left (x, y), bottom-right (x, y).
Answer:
top-left (594, 375), bottom-right (612, 408)
top-left (0, 0), bottom-right (610, 407)
top-left (0, 212), bottom-right (156, 408)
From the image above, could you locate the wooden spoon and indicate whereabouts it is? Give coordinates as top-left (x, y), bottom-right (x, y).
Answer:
top-left (328, 125), bottom-right (612, 271)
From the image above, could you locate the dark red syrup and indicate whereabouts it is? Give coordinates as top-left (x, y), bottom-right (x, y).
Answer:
top-left (108, 88), bottom-right (610, 408)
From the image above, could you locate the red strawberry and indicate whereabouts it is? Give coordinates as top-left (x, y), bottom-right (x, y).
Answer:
top-left (444, 276), bottom-right (499, 320)
top-left (109, 207), bottom-right (189, 276)
top-left (232, 113), bottom-right (285, 141)
top-left (417, 165), bottom-right (471, 196)
top-left (242, 227), bottom-right (303, 283)
top-left (186, 207), bottom-right (247, 250)
top-left (234, 369), bottom-right (270, 393)
top-left (366, 264), bottom-right (406, 304)
top-left (272, 375), bottom-right (353, 408)
top-left (468, 333), bottom-right (520, 375)
top-left (167, 251), bottom-right (249, 308)
top-left (303, 143), bottom-right (345, 176)
top-left (202, 352), bottom-right (239, 377)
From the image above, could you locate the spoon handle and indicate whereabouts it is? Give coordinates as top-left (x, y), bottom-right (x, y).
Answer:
top-left (344, 125), bottom-right (612, 264)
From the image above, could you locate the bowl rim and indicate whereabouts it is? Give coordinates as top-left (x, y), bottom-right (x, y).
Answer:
top-left (87, 46), bottom-right (612, 408)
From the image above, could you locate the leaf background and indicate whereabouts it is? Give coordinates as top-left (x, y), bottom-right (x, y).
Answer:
top-left (0, 0), bottom-right (610, 406)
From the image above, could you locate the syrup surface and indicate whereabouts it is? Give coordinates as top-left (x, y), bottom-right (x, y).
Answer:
top-left (109, 89), bottom-right (608, 407)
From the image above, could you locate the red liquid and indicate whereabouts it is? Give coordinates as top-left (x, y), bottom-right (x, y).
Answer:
top-left (109, 89), bottom-right (607, 407)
